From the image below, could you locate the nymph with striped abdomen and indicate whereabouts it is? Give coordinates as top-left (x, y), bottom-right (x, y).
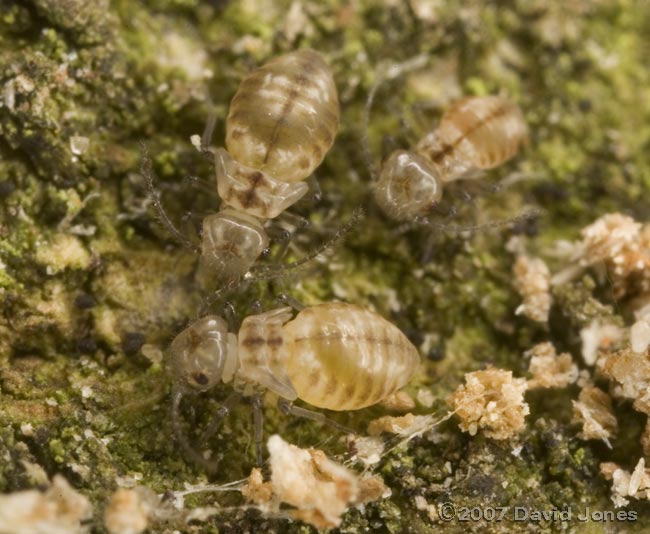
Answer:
top-left (372, 95), bottom-right (528, 221)
top-left (201, 49), bottom-right (340, 284)
top-left (144, 49), bottom-right (340, 286)
top-left (168, 301), bottom-right (420, 469)
top-left (362, 57), bottom-right (528, 223)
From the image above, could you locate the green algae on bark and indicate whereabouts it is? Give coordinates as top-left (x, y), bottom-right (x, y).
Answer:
top-left (2, 0), bottom-right (650, 532)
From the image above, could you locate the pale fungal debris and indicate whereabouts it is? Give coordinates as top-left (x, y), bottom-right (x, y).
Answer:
top-left (168, 301), bottom-right (420, 469)
top-left (601, 459), bottom-right (650, 507)
top-left (598, 345), bottom-right (650, 415)
top-left (416, 387), bottom-right (435, 408)
top-left (242, 435), bottom-right (388, 529)
top-left (145, 49), bottom-right (340, 286)
top-left (344, 435), bottom-right (385, 466)
top-left (579, 213), bottom-right (641, 265)
top-left (448, 367), bottom-right (529, 440)
top-left (525, 342), bottom-right (578, 390)
top-left (34, 233), bottom-right (92, 274)
top-left (104, 488), bottom-right (157, 534)
top-left (378, 390), bottom-right (416, 412)
top-left (0, 475), bottom-right (92, 534)
top-left (630, 316), bottom-right (650, 354)
top-left (551, 213), bottom-right (650, 297)
top-left (413, 495), bottom-right (440, 522)
top-left (580, 319), bottom-right (624, 366)
top-left (367, 413), bottom-right (432, 437)
top-left (571, 386), bottom-right (618, 447)
top-left (513, 255), bottom-right (552, 322)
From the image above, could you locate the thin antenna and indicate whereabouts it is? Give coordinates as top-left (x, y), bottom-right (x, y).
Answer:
top-left (362, 54), bottom-right (430, 182)
top-left (140, 141), bottom-right (200, 252)
top-left (418, 207), bottom-right (543, 235)
top-left (198, 208), bottom-right (365, 316)
top-left (251, 207), bottom-right (365, 277)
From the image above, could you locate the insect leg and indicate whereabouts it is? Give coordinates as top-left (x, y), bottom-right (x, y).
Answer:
top-left (171, 387), bottom-right (220, 472)
top-left (201, 390), bottom-right (242, 443)
top-left (277, 398), bottom-right (354, 434)
top-left (275, 293), bottom-right (306, 312)
top-left (265, 224), bottom-right (294, 263)
top-left (251, 395), bottom-right (265, 467)
top-left (250, 207), bottom-right (365, 280)
top-left (302, 175), bottom-right (322, 204)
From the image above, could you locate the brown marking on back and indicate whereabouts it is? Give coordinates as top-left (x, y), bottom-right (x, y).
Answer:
top-left (342, 383), bottom-right (356, 401)
top-left (324, 375), bottom-right (339, 396)
top-left (307, 369), bottom-right (321, 387)
top-left (229, 129), bottom-right (244, 140)
top-left (354, 376), bottom-right (374, 407)
top-left (262, 58), bottom-right (317, 166)
top-left (237, 171), bottom-right (265, 209)
top-left (311, 144), bottom-right (323, 161)
top-left (427, 102), bottom-right (511, 164)
top-left (241, 336), bottom-right (266, 347)
top-left (215, 241), bottom-right (243, 258)
top-left (298, 156), bottom-right (311, 170)
top-left (321, 130), bottom-right (333, 148)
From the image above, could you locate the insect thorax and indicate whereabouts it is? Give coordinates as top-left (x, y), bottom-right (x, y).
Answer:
top-left (196, 208), bottom-right (269, 287)
top-left (236, 307), bottom-right (298, 401)
top-left (213, 148), bottom-right (308, 219)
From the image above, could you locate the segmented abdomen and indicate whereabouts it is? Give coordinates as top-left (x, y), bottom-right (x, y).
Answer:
top-left (416, 95), bottom-right (527, 173)
top-left (283, 302), bottom-right (420, 411)
top-left (226, 49), bottom-right (339, 183)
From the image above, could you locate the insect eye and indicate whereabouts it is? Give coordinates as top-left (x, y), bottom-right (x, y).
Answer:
top-left (192, 372), bottom-right (210, 387)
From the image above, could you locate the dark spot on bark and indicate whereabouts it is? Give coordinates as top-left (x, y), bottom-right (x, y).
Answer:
top-left (77, 336), bottom-right (97, 354)
top-left (74, 293), bottom-right (96, 309)
top-left (0, 181), bottom-right (15, 198)
top-left (122, 332), bottom-right (146, 355)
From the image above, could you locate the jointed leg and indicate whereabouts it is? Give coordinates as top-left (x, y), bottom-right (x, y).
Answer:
top-left (303, 175), bottom-right (322, 204)
top-left (276, 293), bottom-right (306, 312)
top-left (251, 395), bottom-right (265, 466)
top-left (171, 388), bottom-right (221, 472)
top-left (201, 390), bottom-right (242, 443)
top-left (277, 398), bottom-right (355, 434)
top-left (250, 207), bottom-right (365, 281)
top-left (265, 225), bottom-right (294, 263)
